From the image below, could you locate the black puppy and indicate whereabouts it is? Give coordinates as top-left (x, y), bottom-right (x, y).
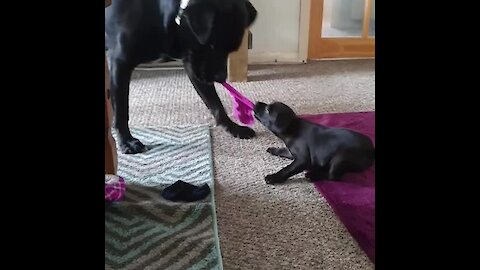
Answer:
top-left (254, 102), bottom-right (375, 184)
top-left (105, 0), bottom-right (257, 154)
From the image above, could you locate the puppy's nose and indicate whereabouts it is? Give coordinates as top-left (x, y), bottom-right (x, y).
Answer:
top-left (254, 102), bottom-right (266, 113)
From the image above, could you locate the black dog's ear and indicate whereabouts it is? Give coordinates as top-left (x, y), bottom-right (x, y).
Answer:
top-left (183, 4), bottom-right (216, 45)
top-left (245, 1), bottom-right (257, 27)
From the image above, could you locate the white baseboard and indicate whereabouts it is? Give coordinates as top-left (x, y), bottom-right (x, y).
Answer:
top-left (248, 52), bottom-right (305, 64)
top-left (136, 59), bottom-right (183, 69)
top-left (134, 52), bottom-right (309, 70)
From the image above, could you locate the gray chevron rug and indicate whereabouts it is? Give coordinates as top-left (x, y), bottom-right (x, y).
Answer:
top-left (105, 126), bottom-right (223, 270)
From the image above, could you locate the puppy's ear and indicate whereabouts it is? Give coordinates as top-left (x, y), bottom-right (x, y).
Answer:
top-left (183, 4), bottom-right (216, 45)
top-left (245, 1), bottom-right (257, 27)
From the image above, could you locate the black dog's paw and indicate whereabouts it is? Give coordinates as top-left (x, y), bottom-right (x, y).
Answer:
top-left (265, 174), bottom-right (285, 184)
top-left (119, 138), bottom-right (147, 154)
top-left (226, 125), bottom-right (256, 139)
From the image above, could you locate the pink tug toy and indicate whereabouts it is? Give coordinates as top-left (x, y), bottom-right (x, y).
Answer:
top-left (221, 82), bottom-right (255, 126)
top-left (105, 174), bottom-right (126, 201)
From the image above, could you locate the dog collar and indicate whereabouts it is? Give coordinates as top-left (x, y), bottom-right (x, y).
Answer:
top-left (175, 0), bottom-right (190, 25)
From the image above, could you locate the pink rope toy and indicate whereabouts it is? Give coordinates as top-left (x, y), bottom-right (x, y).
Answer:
top-left (221, 82), bottom-right (255, 126)
top-left (105, 174), bottom-right (126, 201)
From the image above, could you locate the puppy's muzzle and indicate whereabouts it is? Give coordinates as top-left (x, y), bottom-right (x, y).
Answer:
top-left (254, 102), bottom-right (267, 118)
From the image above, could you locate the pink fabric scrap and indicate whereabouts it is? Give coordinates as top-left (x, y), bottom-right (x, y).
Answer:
top-left (221, 82), bottom-right (255, 126)
top-left (105, 174), bottom-right (126, 201)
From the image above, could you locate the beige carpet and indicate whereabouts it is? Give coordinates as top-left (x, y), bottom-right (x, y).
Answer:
top-left (128, 59), bottom-right (375, 269)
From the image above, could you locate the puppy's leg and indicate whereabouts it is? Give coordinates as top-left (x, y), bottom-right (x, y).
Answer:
top-left (184, 63), bottom-right (255, 139)
top-left (327, 155), bottom-right (348, 181)
top-left (305, 167), bottom-right (329, 181)
top-left (109, 57), bottom-right (147, 154)
top-left (266, 147), bottom-right (293, 159)
top-left (265, 159), bottom-right (306, 184)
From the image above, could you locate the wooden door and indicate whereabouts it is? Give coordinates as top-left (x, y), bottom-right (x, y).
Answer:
top-left (308, 0), bottom-right (375, 59)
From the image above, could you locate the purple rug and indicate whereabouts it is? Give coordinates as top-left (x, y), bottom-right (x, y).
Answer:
top-left (301, 111), bottom-right (375, 263)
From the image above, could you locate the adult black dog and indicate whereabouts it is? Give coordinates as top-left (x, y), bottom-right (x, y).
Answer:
top-left (254, 102), bottom-right (375, 184)
top-left (105, 0), bottom-right (257, 154)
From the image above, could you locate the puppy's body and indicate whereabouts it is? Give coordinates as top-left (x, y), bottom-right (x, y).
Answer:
top-left (254, 102), bottom-right (375, 184)
top-left (105, 0), bottom-right (257, 154)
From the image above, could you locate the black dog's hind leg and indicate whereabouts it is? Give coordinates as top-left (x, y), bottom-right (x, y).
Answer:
top-left (184, 64), bottom-right (255, 139)
top-left (305, 166), bottom-right (329, 181)
top-left (266, 147), bottom-right (293, 159)
top-left (327, 155), bottom-right (348, 181)
top-left (109, 57), bottom-right (147, 154)
top-left (265, 159), bottom-right (306, 184)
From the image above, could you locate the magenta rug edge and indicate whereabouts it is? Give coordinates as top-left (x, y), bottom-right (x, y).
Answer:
top-left (301, 111), bottom-right (375, 264)
top-left (301, 111), bottom-right (375, 118)
top-left (314, 183), bottom-right (375, 263)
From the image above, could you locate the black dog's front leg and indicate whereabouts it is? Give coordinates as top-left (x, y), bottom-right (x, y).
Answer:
top-left (184, 64), bottom-right (255, 139)
top-left (109, 57), bottom-right (147, 154)
top-left (265, 159), bottom-right (306, 184)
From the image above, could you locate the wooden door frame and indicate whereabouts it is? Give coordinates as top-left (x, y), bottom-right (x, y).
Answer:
top-left (105, 0), bottom-right (117, 175)
top-left (308, 0), bottom-right (375, 59)
top-left (228, 30), bottom-right (249, 82)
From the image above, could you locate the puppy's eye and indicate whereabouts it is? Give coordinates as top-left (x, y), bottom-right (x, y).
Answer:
top-left (209, 44), bottom-right (214, 49)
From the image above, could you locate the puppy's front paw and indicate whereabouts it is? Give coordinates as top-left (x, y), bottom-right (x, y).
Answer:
top-left (266, 147), bottom-right (278, 155)
top-left (265, 174), bottom-right (284, 184)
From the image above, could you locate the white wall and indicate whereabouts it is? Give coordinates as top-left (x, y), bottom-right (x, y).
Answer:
top-left (248, 0), bottom-right (305, 63)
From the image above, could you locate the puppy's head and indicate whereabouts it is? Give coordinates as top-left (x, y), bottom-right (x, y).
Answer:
top-left (180, 0), bottom-right (257, 83)
top-left (254, 102), bottom-right (297, 135)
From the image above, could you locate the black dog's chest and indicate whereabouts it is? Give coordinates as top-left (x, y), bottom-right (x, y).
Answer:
top-left (106, 0), bottom-right (183, 64)
top-left (128, 28), bottom-right (182, 64)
